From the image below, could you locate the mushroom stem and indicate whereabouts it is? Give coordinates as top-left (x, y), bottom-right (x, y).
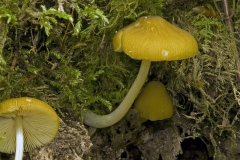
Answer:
top-left (15, 116), bottom-right (24, 160)
top-left (84, 59), bottom-right (151, 128)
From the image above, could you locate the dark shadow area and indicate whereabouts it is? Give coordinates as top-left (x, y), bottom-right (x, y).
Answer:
top-left (178, 138), bottom-right (213, 160)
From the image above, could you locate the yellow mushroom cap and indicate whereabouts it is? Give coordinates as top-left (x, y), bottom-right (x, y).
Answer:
top-left (134, 81), bottom-right (173, 121)
top-left (0, 97), bottom-right (59, 153)
top-left (113, 16), bottom-right (198, 61)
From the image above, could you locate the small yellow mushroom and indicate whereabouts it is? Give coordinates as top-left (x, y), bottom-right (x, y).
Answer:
top-left (134, 81), bottom-right (173, 121)
top-left (192, 6), bottom-right (216, 18)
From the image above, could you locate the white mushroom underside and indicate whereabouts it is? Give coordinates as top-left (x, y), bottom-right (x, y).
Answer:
top-left (0, 106), bottom-right (58, 153)
top-left (0, 117), bottom-right (15, 153)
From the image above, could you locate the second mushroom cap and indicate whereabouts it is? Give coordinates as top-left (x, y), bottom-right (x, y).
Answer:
top-left (134, 81), bottom-right (173, 121)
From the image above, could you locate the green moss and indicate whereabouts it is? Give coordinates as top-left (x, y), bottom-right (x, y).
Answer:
top-left (0, 0), bottom-right (167, 113)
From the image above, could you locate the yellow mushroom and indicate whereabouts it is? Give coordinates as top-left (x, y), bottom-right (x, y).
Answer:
top-left (135, 81), bottom-right (173, 121)
top-left (84, 16), bottom-right (198, 128)
top-left (0, 97), bottom-right (59, 160)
